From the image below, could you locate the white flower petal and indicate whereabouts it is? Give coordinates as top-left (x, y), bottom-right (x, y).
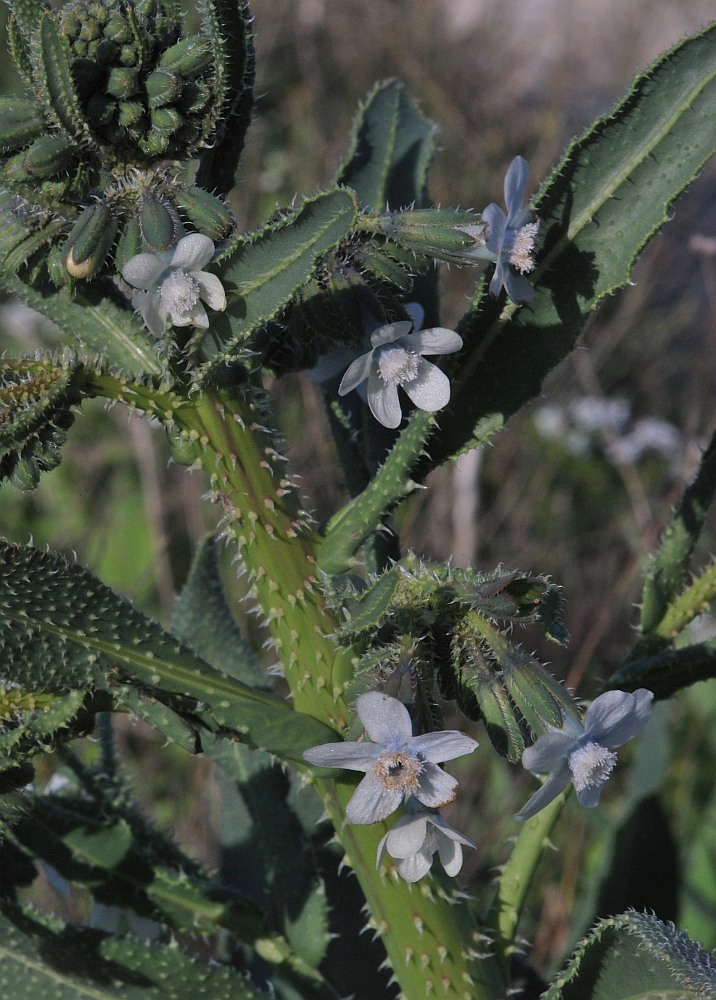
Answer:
top-left (584, 688), bottom-right (653, 748)
top-left (303, 741), bottom-right (381, 771)
top-left (409, 731), bottom-right (478, 764)
top-left (384, 814), bottom-right (430, 859)
top-left (404, 327), bottom-right (463, 356)
top-left (356, 692), bottom-right (413, 745)
top-left (415, 762), bottom-right (458, 809)
top-left (123, 254), bottom-right (166, 290)
top-left (338, 351), bottom-right (373, 396)
top-left (182, 301), bottom-right (210, 329)
top-left (403, 359), bottom-right (451, 413)
top-left (367, 371), bottom-right (402, 428)
top-left (346, 773), bottom-right (403, 824)
top-left (514, 767), bottom-right (571, 822)
top-left (142, 290), bottom-right (169, 337)
top-left (430, 813), bottom-right (476, 849)
top-left (194, 271), bottom-right (226, 312)
top-left (171, 233), bottom-right (215, 270)
top-left (437, 835), bottom-right (463, 876)
top-left (396, 847), bottom-right (434, 883)
top-left (370, 321), bottom-right (413, 349)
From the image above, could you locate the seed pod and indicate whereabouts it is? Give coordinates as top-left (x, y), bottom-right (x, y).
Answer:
top-left (106, 66), bottom-right (140, 99)
top-left (22, 135), bottom-right (76, 178)
top-left (140, 196), bottom-right (180, 253)
top-left (0, 97), bottom-right (45, 152)
top-left (175, 186), bottom-right (234, 241)
top-left (159, 35), bottom-right (212, 78)
top-left (115, 217), bottom-right (142, 273)
top-left (145, 69), bottom-right (182, 108)
top-left (63, 203), bottom-right (118, 279)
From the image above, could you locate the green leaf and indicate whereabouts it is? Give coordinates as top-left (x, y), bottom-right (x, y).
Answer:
top-left (335, 79), bottom-right (436, 211)
top-left (430, 22), bottom-right (716, 466)
top-left (0, 902), bottom-right (267, 999)
top-left (194, 0), bottom-right (254, 195)
top-left (543, 911), bottom-right (716, 999)
top-left (200, 189), bottom-right (358, 376)
top-left (0, 539), bottom-right (336, 765)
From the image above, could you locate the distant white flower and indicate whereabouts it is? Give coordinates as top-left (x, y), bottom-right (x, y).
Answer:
top-left (516, 688), bottom-right (653, 821)
top-left (122, 234), bottom-right (226, 337)
top-left (303, 692), bottom-right (478, 825)
top-left (338, 321), bottom-right (462, 429)
top-left (480, 155), bottom-right (539, 304)
top-left (377, 799), bottom-right (475, 882)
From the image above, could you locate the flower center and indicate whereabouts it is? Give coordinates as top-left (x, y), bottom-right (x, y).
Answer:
top-left (377, 346), bottom-right (420, 387)
top-left (508, 222), bottom-right (539, 273)
top-left (568, 741), bottom-right (618, 793)
top-left (374, 749), bottom-right (424, 792)
top-left (159, 271), bottom-right (201, 314)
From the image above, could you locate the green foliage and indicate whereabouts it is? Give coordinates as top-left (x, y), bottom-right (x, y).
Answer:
top-left (543, 911), bottom-right (716, 999)
top-left (0, 539), bottom-right (335, 766)
top-left (0, 901), bottom-right (267, 999)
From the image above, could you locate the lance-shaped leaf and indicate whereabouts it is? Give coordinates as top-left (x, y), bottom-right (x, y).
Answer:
top-left (0, 539), bottom-right (335, 765)
top-left (542, 911), bottom-right (716, 999)
top-left (0, 901), bottom-right (267, 999)
top-left (434, 23), bottom-right (716, 467)
top-left (335, 78), bottom-right (436, 212)
top-left (0, 357), bottom-right (94, 489)
top-left (200, 188), bottom-right (358, 376)
top-left (194, 0), bottom-right (254, 195)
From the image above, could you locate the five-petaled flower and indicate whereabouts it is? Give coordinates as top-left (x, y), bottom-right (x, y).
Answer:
top-left (121, 234), bottom-right (226, 337)
top-left (338, 320), bottom-right (463, 429)
top-left (376, 799), bottom-right (475, 883)
top-left (515, 688), bottom-right (654, 822)
top-left (303, 692), bottom-right (478, 825)
top-left (460, 155), bottom-right (539, 304)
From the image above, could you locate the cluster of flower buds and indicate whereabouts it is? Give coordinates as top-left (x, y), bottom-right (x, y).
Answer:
top-left (0, 0), bottom-right (242, 283)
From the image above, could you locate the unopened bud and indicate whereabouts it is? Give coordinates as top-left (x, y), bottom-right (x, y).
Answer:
top-left (175, 186), bottom-right (234, 241)
top-left (63, 203), bottom-right (118, 279)
top-left (374, 208), bottom-right (491, 264)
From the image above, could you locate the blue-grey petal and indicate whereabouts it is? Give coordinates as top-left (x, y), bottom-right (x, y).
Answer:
top-left (385, 814), bottom-right (430, 858)
top-left (409, 730), bottom-right (478, 764)
top-left (481, 203), bottom-right (507, 254)
top-left (415, 762), bottom-right (458, 808)
top-left (396, 847), bottom-right (434, 882)
top-left (436, 835), bottom-right (463, 876)
top-left (171, 233), bottom-right (215, 270)
top-left (584, 689), bottom-right (653, 749)
top-left (522, 732), bottom-right (577, 774)
top-left (503, 155), bottom-right (529, 219)
top-left (356, 691), bottom-right (413, 745)
top-left (502, 268), bottom-right (535, 304)
top-left (514, 767), bottom-right (571, 821)
top-left (346, 772), bottom-right (403, 824)
top-left (370, 320), bottom-right (413, 348)
top-left (142, 289), bottom-right (169, 337)
top-left (303, 741), bottom-right (381, 771)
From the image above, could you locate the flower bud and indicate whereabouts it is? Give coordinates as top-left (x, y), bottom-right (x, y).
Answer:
top-left (19, 135), bottom-right (76, 179)
top-left (373, 208), bottom-right (490, 264)
top-left (115, 217), bottom-right (142, 273)
top-left (106, 66), bottom-right (140, 99)
top-left (145, 69), bottom-right (183, 109)
top-left (175, 186), bottom-right (235, 241)
top-left (63, 203), bottom-right (118, 279)
top-left (139, 197), bottom-right (181, 253)
top-left (159, 35), bottom-right (212, 78)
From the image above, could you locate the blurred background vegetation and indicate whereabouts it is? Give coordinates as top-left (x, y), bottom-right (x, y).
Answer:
top-left (1, 0), bottom-right (715, 981)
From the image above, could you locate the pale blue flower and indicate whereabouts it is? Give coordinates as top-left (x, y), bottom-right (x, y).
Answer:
top-left (122, 234), bottom-right (226, 337)
top-left (481, 155), bottom-right (539, 304)
top-left (376, 799), bottom-right (475, 883)
top-left (303, 692), bottom-right (478, 825)
top-left (516, 688), bottom-right (654, 821)
top-left (338, 321), bottom-right (463, 429)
